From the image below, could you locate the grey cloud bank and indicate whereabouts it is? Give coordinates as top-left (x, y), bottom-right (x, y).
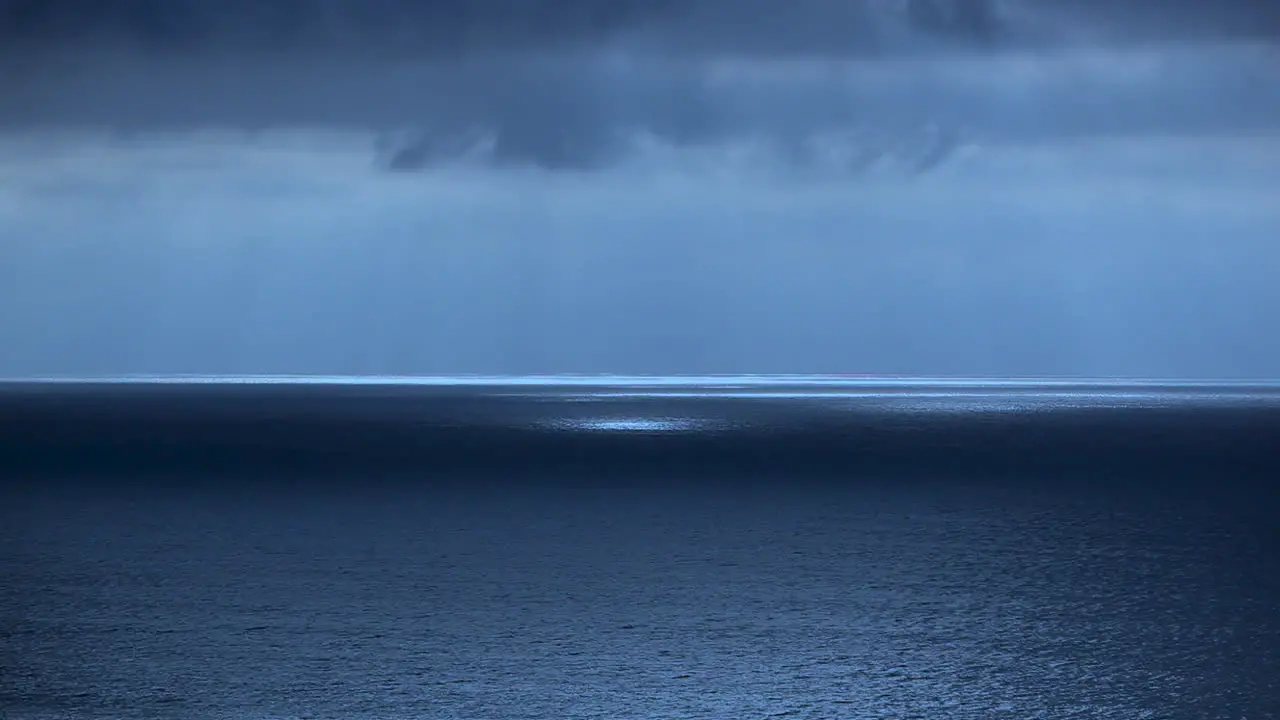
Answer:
top-left (3, 2), bottom-right (1277, 170)
top-left (2, 1), bottom-right (1278, 56)
top-left (4, 44), bottom-right (1277, 173)
top-left (0, 4), bottom-right (1276, 379)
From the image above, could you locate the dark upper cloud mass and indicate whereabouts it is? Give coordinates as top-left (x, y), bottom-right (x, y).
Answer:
top-left (2, 1), bottom-right (1278, 56)
top-left (2, 1), bottom-right (1277, 172)
top-left (8, 0), bottom-right (675, 54)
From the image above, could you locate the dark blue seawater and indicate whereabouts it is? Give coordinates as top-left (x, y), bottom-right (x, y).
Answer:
top-left (2, 380), bottom-right (1278, 719)
top-left (3, 482), bottom-right (1277, 720)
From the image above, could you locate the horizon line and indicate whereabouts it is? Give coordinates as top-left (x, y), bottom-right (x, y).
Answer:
top-left (3, 374), bottom-right (1278, 387)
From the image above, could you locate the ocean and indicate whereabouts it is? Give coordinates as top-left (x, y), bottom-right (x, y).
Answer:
top-left (2, 380), bottom-right (1277, 719)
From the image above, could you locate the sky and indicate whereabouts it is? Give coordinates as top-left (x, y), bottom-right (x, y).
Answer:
top-left (2, 1), bottom-right (1278, 55)
top-left (0, 1), bottom-right (1277, 379)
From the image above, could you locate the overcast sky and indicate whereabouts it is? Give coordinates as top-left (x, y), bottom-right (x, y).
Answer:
top-left (3, 1), bottom-right (1279, 55)
top-left (3, 1), bottom-right (1277, 141)
top-left (0, 3), bottom-right (1277, 379)
top-left (2, 125), bottom-right (1276, 379)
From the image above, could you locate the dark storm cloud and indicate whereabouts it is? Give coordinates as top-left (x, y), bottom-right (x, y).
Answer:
top-left (3, 1), bottom-right (1278, 56)
top-left (0, 0), bottom-right (676, 54)
top-left (2, 1), bottom-right (1278, 171)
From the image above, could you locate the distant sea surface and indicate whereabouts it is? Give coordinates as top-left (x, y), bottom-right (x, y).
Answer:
top-left (2, 381), bottom-right (1277, 719)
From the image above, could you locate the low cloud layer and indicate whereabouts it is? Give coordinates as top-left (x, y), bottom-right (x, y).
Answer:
top-left (3, 43), bottom-right (1276, 171)
top-left (4, 3), bottom-right (1277, 171)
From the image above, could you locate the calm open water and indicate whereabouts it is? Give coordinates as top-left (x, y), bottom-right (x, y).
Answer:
top-left (3, 479), bottom-right (1277, 720)
top-left (2, 381), bottom-right (1277, 719)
